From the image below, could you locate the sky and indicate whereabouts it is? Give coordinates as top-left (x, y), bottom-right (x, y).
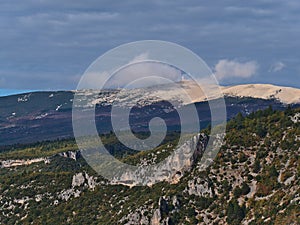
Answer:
top-left (0, 0), bottom-right (300, 95)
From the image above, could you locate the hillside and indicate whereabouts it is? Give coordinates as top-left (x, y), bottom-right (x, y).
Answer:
top-left (1, 82), bottom-right (299, 146)
top-left (0, 107), bottom-right (299, 224)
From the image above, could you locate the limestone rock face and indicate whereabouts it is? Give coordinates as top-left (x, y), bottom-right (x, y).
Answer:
top-left (186, 178), bottom-right (213, 198)
top-left (58, 172), bottom-right (98, 202)
top-left (150, 197), bottom-right (175, 225)
top-left (0, 158), bottom-right (49, 168)
top-left (290, 112), bottom-right (300, 123)
top-left (71, 172), bottom-right (97, 189)
top-left (85, 173), bottom-right (96, 190)
top-left (72, 173), bottom-right (85, 188)
top-left (119, 195), bottom-right (179, 225)
top-left (57, 151), bottom-right (81, 161)
top-left (150, 209), bottom-right (161, 225)
top-left (58, 189), bottom-right (81, 201)
top-left (112, 133), bottom-right (208, 187)
top-left (120, 206), bottom-right (151, 225)
top-left (172, 195), bottom-right (180, 210)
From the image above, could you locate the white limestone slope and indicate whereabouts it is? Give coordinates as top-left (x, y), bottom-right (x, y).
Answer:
top-left (221, 83), bottom-right (300, 104)
top-left (147, 81), bottom-right (300, 105)
top-left (73, 81), bottom-right (300, 108)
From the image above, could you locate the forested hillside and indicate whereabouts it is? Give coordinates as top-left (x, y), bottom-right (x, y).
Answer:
top-left (0, 107), bottom-right (299, 224)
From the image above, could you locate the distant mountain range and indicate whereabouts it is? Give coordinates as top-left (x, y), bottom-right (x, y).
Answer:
top-left (0, 82), bottom-right (299, 146)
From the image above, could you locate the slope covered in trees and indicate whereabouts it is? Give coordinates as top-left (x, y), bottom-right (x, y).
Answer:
top-left (0, 107), bottom-right (299, 224)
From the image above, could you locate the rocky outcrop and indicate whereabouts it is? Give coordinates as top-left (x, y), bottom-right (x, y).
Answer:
top-left (185, 178), bottom-right (213, 198)
top-left (58, 172), bottom-right (97, 202)
top-left (0, 150), bottom-right (80, 169)
top-left (57, 150), bottom-right (81, 161)
top-left (71, 172), bottom-right (97, 189)
top-left (120, 196), bottom-right (177, 225)
top-left (58, 188), bottom-right (81, 201)
top-left (150, 209), bottom-right (161, 225)
top-left (120, 205), bottom-right (151, 225)
top-left (0, 158), bottom-right (50, 168)
top-left (85, 173), bottom-right (96, 190)
top-left (0, 150), bottom-right (81, 169)
top-left (72, 173), bottom-right (85, 187)
top-left (150, 197), bottom-right (173, 225)
top-left (112, 134), bottom-right (208, 187)
top-left (290, 112), bottom-right (300, 123)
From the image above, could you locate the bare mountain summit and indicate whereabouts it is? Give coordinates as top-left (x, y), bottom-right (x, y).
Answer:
top-left (221, 83), bottom-right (300, 104)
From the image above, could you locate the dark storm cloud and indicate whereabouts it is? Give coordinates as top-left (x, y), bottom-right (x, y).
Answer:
top-left (0, 0), bottom-right (299, 89)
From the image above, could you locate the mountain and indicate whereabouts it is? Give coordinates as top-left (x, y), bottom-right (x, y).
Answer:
top-left (154, 81), bottom-right (300, 105)
top-left (0, 107), bottom-right (299, 224)
top-left (1, 83), bottom-right (299, 146)
top-left (221, 83), bottom-right (300, 104)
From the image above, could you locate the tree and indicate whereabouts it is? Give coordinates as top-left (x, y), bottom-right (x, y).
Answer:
top-left (233, 182), bottom-right (250, 198)
top-left (241, 182), bottom-right (250, 195)
top-left (269, 165), bottom-right (279, 177)
top-left (238, 152), bottom-right (247, 163)
top-left (265, 105), bottom-right (273, 116)
top-left (234, 112), bottom-right (244, 129)
top-left (253, 160), bottom-right (261, 173)
top-left (255, 122), bottom-right (267, 138)
top-left (226, 199), bottom-right (246, 224)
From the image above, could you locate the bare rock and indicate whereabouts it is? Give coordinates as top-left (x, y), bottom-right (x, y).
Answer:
top-left (112, 134), bottom-right (208, 187)
top-left (57, 151), bottom-right (81, 161)
top-left (72, 173), bottom-right (85, 187)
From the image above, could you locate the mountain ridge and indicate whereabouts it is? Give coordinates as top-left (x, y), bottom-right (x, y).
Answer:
top-left (221, 83), bottom-right (300, 104)
top-left (0, 82), bottom-right (299, 146)
top-left (1, 82), bottom-right (300, 105)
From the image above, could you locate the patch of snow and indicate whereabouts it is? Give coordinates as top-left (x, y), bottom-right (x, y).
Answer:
top-left (17, 93), bottom-right (31, 102)
top-left (35, 113), bottom-right (48, 119)
top-left (55, 104), bottom-right (62, 111)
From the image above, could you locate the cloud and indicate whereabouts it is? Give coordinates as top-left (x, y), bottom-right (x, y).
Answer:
top-left (0, 0), bottom-right (300, 89)
top-left (107, 61), bottom-right (181, 89)
top-left (128, 52), bottom-right (149, 63)
top-left (214, 59), bottom-right (259, 80)
top-left (225, 6), bottom-right (273, 17)
top-left (269, 61), bottom-right (285, 72)
top-left (79, 53), bottom-right (182, 89)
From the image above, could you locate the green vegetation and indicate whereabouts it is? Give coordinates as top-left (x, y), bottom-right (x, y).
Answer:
top-left (0, 106), bottom-right (299, 224)
top-left (226, 199), bottom-right (246, 225)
